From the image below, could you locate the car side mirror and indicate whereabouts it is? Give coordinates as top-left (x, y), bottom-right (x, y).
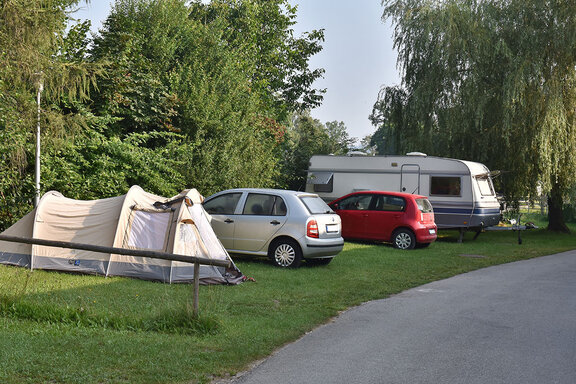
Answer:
top-left (331, 203), bottom-right (338, 210)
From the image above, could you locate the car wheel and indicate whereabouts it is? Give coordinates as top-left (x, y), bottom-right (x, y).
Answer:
top-left (392, 229), bottom-right (416, 250)
top-left (269, 239), bottom-right (302, 268)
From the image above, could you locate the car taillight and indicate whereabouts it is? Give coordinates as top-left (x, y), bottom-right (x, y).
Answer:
top-left (307, 219), bottom-right (319, 238)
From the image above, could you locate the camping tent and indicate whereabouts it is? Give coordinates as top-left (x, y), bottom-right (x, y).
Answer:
top-left (0, 186), bottom-right (243, 284)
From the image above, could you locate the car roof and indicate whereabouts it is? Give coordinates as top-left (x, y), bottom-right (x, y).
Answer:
top-left (338, 190), bottom-right (427, 200)
top-left (208, 188), bottom-right (319, 199)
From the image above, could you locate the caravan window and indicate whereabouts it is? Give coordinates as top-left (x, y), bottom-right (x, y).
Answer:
top-left (476, 176), bottom-right (495, 196)
top-left (308, 172), bottom-right (333, 193)
top-left (430, 176), bottom-right (461, 196)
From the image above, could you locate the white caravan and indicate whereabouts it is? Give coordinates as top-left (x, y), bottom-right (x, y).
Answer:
top-left (306, 153), bottom-right (501, 230)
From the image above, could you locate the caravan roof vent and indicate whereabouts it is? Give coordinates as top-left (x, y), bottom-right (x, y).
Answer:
top-left (406, 152), bottom-right (427, 157)
top-left (347, 151), bottom-right (368, 157)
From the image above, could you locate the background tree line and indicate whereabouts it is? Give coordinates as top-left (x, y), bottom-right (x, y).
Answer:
top-left (7, 0), bottom-right (571, 234)
top-left (0, 0), bottom-right (354, 231)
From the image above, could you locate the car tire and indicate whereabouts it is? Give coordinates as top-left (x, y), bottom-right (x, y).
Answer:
top-left (269, 239), bottom-right (302, 268)
top-left (392, 229), bottom-right (416, 250)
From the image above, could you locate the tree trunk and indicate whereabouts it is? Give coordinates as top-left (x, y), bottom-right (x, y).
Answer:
top-left (547, 183), bottom-right (570, 233)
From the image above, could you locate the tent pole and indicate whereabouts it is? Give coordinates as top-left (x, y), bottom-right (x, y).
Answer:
top-left (193, 261), bottom-right (200, 317)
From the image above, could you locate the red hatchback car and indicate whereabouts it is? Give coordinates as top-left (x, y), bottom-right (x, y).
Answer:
top-left (329, 191), bottom-right (437, 249)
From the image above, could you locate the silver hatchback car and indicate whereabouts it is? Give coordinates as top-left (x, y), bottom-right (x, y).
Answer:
top-left (203, 188), bottom-right (344, 268)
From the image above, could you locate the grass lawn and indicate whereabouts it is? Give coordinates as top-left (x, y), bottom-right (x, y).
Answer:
top-left (0, 213), bottom-right (575, 383)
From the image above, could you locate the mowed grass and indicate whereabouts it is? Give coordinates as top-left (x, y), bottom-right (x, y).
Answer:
top-left (0, 214), bottom-right (575, 383)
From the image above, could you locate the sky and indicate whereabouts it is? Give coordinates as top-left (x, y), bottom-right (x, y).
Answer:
top-left (73, 1), bottom-right (401, 141)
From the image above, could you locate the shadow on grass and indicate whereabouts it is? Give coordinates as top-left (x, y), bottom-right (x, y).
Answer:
top-left (229, 252), bottom-right (346, 269)
top-left (0, 266), bottom-right (220, 336)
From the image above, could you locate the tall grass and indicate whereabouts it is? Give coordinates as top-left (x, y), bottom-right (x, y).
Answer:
top-left (0, 216), bottom-right (574, 383)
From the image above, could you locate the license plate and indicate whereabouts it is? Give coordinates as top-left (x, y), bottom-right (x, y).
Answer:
top-left (326, 224), bottom-right (339, 233)
top-left (429, 229), bottom-right (436, 235)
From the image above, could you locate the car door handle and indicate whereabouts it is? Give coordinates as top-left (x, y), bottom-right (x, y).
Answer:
top-left (224, 218), bottom-right (234, 224)
top-left (270, 220), bottom-right (281, 225)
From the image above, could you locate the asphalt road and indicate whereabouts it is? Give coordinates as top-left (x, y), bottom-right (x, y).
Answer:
top-left (231, 251), bottom-right (576, 384)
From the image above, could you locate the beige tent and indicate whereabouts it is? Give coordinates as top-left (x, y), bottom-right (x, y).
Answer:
top-left (0, 186), bottom-right (243, 284)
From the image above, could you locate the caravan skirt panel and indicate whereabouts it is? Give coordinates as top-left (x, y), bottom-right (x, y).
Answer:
top-left (434, 206), bottom-right (501, 229)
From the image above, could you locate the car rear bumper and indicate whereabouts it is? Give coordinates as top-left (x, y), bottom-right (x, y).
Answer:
top-left (301, 237), bottom-right (345, 258)
top-left (415, 225), bottom-right (438, 243)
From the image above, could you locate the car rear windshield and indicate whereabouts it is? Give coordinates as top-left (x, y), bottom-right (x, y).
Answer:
top-left (300, 195), bottom-right (333, 214)
top-left (416, 198), bottom-right (434, 213)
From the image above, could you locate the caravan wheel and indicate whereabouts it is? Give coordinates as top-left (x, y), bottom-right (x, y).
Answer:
top-left (269, 239), bottom-right (302, 268)
top-left (392, 229), bottom-right (416, 250)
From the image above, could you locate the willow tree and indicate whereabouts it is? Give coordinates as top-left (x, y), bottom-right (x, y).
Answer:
top-left (376, 0), bottom-right (576, 232)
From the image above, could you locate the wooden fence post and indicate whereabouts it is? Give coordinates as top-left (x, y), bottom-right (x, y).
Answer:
top-left (193, 261), bottom-right (200, 317)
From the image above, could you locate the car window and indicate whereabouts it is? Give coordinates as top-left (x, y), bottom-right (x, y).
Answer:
top-left (203, 193), bottom-right (242, 215)
top-left (242, 194), bottom-right (287, 216)
top-left (272, 198), bottom-right (288, 216)
top-left (373, 195), bottom-right (405, 211)
top-left (416, 198), bottom-right (433, 213)
top-left (300, 195), bottom-right (333, 214)
top-left (335, 194), bottom-right (372, 211)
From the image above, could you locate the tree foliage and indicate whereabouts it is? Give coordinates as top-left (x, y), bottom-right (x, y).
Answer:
top-left (0, 0), bottom-right (100, 230)
top-left (325, 121), bottom-right (357, 154)
top-left (369, 86), bottom-right (406, 155)
top-left (189, 0), bottom-right (326, 121)
top-left (0, 0), bottom-right (335, 231)
top-left (376, 0), bottom-right (576, 231)
top-left (89, 0), bottom-right (285, 195)
top-left (281, 112), bottom-right (353, 190)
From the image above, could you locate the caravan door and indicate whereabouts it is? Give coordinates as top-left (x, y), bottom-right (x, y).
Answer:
top-left (401, 165), bottom-right (420, 194)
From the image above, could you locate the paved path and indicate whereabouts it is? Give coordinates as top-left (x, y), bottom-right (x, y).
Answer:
top-left (232, 251), bottom-right (576, 384)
